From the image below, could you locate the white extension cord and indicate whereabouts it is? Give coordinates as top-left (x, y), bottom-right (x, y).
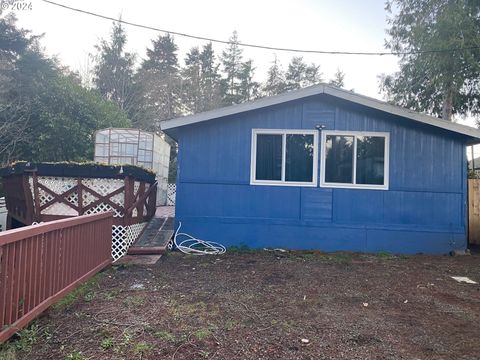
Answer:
top-left (173, 221), bottom-right (226, 255)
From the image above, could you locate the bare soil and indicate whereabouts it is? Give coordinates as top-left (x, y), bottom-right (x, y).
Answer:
top-left (3, 251), bottom-right (480, 359)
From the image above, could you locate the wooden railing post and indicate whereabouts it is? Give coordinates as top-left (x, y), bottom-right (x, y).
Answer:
top-left (77, 178), bottom-right (83, 215)
top-left (124, 176), bottom-right (133, 226)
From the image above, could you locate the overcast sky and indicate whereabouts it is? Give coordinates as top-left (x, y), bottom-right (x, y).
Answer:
top-left (9, 0), bottom-right (475, 128)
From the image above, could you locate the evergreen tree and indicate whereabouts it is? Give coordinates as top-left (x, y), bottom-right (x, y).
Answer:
top-left (0, 15), bottom-right (129, 164)
top-left (182, 46), bottom-right (202, 113)
top-left (182, 43), bottom-right (223, 113)
top-left (329, 68), bottom-right (345, 88)
top-left (285, 57), bottom-right (322, 91)
top-left (199, 42), bottom-right (223, 111)
top-left (221, 31), bottom-right (244, 105)
top-left (380, 0), bottom-right (480, 121)
top-left (262, 55), bottom-right (286, 96)
top-left (137, 34), bottom-right (182, 129)
top-left (285, 56), bottom-right (307, 91)
top-left (238, 60), bottom-right (260, 101)
top-left (93, 20), bottom-right (137, 116)
top-left (305, 63), bottom-right (323, 86)
top-left (137, 34), bottom-right (181, 181)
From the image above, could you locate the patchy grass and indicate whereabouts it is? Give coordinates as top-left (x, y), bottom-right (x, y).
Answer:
top-left (3, 251), bottom-right (480, 359)
top-left (65, 351), bottom-right (85, 360)
top-left (133, 341), bottom-right (153, 354)
top-left (122, 295), bottom-right (145, 307)
top-left (193, 329), bottom-right (211, 340)
top-left (153, 330), bottom-right (176, 342)
top-left (0, 323), bottom-right (42, 359)
top-left (52, 274), bottom-right (102, 310)
top-left (100, 337), bottom-right (114, 350)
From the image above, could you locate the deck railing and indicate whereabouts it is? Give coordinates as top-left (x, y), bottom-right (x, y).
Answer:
top-left (0, 212), bottom-right (113, 343)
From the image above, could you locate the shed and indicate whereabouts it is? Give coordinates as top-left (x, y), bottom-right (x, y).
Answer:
top-left (161, 84), bottom-right (480, 254)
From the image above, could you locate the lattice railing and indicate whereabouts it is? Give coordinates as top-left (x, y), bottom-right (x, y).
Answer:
top-left (167, 183), bottom-right (176, 205)
top-left (112, 222), bottom-right (148, 261)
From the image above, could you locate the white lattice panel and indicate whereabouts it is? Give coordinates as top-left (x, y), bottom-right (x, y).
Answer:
top-left (29, 177), bottom-right (76, 207)
top-left (111, 222), bottom-right (147, 261)
top-left (44, 203), bottom-right (78, 216)
top-left (82, 179), bottom-right (124, 217)
top-left (82, 189), bottom-right (98, 208)
top-left (29, 176), bottom-right (127, 218)
top-left (167, 183), bottom-right (176, 206)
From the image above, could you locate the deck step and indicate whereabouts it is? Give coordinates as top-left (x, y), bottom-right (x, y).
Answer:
top-left (128, 217), bottom-right (174, 255)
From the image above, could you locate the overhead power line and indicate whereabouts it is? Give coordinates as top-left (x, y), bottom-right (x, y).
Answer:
top-left (41, 0), bottom-right (480, 56)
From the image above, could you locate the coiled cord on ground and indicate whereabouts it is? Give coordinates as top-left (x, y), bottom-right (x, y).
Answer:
top-left (173, 221), bottom-right (226, 255)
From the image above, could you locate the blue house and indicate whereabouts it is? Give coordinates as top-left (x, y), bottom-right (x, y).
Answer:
top-left (161, 84), bottom-right (480, 254)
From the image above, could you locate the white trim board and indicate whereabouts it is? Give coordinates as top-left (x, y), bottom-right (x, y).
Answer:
top-left (160, 83), bottom-right (480, 143)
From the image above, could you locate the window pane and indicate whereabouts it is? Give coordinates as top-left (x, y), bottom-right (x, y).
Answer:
top-left (285, 134), bottom-right (314, 182)
top-left (144, 151), bottom-right (153, 162)
top-left (356, 136), bottom-right (385, 185)
top-left (96, 131), bottom-right (108, 143)
top-left (255, 134), bottom-right (282, 181)
top-left (325, 135), bottom-right (354, 183)
top-left (95, 144), bottom-right (107, 156)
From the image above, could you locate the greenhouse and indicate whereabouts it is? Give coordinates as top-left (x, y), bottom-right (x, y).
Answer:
top-left (94, 128), bottom-right (171, 205)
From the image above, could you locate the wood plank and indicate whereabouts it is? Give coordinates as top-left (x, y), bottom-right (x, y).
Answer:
top-left (77, 179), bottom-right (83, 215)
top-left (32, 173), bottom-right (41, 222)
top-left (468, 179), bottom-right (480, 245)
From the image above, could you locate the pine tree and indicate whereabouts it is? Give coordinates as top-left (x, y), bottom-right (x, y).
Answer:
top-left (182, 47), bottom-right (202, 114)
top-left (221, 31), bottom-right (244, 105)
top-left (305, 63), bottom-right (323, 86)
top-left (198, 42), bottom-right (222, 111)
top-left (285, 57), bottom-right (307, 91)
top-left (262, 55), bottom-right (286, 96)
top-left (182, 43), bottom-right (223, 113)
top-left (285, 56), bottom-right (323, 91)
top-left (93, 20), bottom-right (137, 115)
top-left (137, 34), bottom-right (182, 129)
top-left (329, 68), bottom-right (345, 88)
top-left (137, 34), bottom-right (181, 182)
top-left (238, 60), bottom-right (260, 101)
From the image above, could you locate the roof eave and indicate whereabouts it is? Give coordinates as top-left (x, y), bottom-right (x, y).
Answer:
top-left (160, 83), bottom-right (480, 141)
top-left (160, 84), bottom-right (326, 131)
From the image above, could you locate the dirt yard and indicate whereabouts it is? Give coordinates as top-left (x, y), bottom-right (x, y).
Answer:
top-left (1, 251), bottom-right (480, 359)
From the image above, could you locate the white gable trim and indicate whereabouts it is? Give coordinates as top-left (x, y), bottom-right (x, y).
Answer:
top-left (160, 84), bottom-right (480, 142)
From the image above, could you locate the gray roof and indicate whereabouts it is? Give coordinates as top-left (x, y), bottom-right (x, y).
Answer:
top-left (160, 83), bottom-right (480, 143)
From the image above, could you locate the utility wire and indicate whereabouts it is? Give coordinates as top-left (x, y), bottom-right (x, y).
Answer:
top-left (41, 0), bottom-right (480, 56)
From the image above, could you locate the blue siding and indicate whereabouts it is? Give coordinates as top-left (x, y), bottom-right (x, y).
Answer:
top-left (173, 95), bottom-right (467, 254)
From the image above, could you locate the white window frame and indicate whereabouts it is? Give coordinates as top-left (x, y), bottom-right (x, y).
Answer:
top-left (250, 129), bottom-right (319, 187)
top-left (320, 130), bottom-right (390, 190)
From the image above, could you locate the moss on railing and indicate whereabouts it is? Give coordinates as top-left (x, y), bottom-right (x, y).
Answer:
top-left (0, 161), bottom-right (156, 183)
